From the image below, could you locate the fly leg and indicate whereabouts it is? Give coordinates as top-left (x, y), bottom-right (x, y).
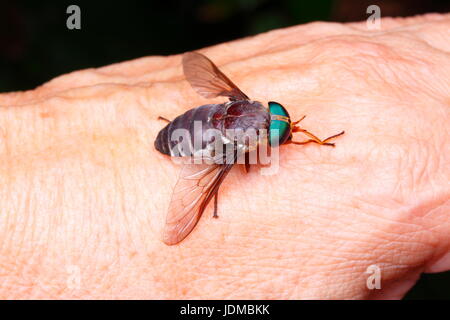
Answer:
top-left (242, 152), bottom-right (250, 174)
top-left (157, 116), bottom-right (171, 123)
top-left (290, 130), bottom-right (345, 147)
top-left (213, 193), bottom-right (219, 218)
top-left (290, 116), bottom-right (344, 147)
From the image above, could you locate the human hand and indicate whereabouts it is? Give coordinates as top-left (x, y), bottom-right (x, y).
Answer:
top-left (0, 13), bottom-right (448, 299)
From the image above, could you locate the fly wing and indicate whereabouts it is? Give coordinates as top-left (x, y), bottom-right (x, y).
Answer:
top-left (183, 52), bottom-right (249, 101)
top-left (163, 160), bottom-right (235, 245)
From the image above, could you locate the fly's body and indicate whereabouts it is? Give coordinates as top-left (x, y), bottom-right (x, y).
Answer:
top-left (155, 52), bottom-right (345, 245)
top-left (155, 100), bottom-right (270, 161)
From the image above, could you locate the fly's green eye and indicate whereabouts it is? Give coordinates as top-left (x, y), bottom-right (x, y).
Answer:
top-left (268, 101), bottom-right (291, 146)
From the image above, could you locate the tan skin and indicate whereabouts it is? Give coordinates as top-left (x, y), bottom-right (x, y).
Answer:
top-left (0, 14), bottom-right (449, 299)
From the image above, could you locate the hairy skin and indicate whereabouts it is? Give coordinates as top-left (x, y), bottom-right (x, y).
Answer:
top-left (0, 14), bottom-right (449, 299)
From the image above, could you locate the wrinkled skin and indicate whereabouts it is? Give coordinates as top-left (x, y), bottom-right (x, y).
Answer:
top-left (0, 14), bottom-right (449, 299)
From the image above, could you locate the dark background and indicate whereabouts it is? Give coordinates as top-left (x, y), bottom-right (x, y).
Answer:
top-left (1, 0), bottom-right (449, 299)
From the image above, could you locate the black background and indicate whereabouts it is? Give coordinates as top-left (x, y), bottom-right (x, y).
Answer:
top-left (1, 0), bottom-right (449, 299)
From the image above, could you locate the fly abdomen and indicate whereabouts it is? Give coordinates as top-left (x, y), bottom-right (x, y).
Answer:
top-left (154, 104), bottom-right (224, 157)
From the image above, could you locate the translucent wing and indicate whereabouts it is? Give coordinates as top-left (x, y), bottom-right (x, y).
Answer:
top-left (163, 160), bottom-right (235, 245)
top-left (182, 52), bottom-right (249, 101)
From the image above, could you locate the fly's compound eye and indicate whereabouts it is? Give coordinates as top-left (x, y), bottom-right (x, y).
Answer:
top-left (268, 101), bottom-right (291, 146)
